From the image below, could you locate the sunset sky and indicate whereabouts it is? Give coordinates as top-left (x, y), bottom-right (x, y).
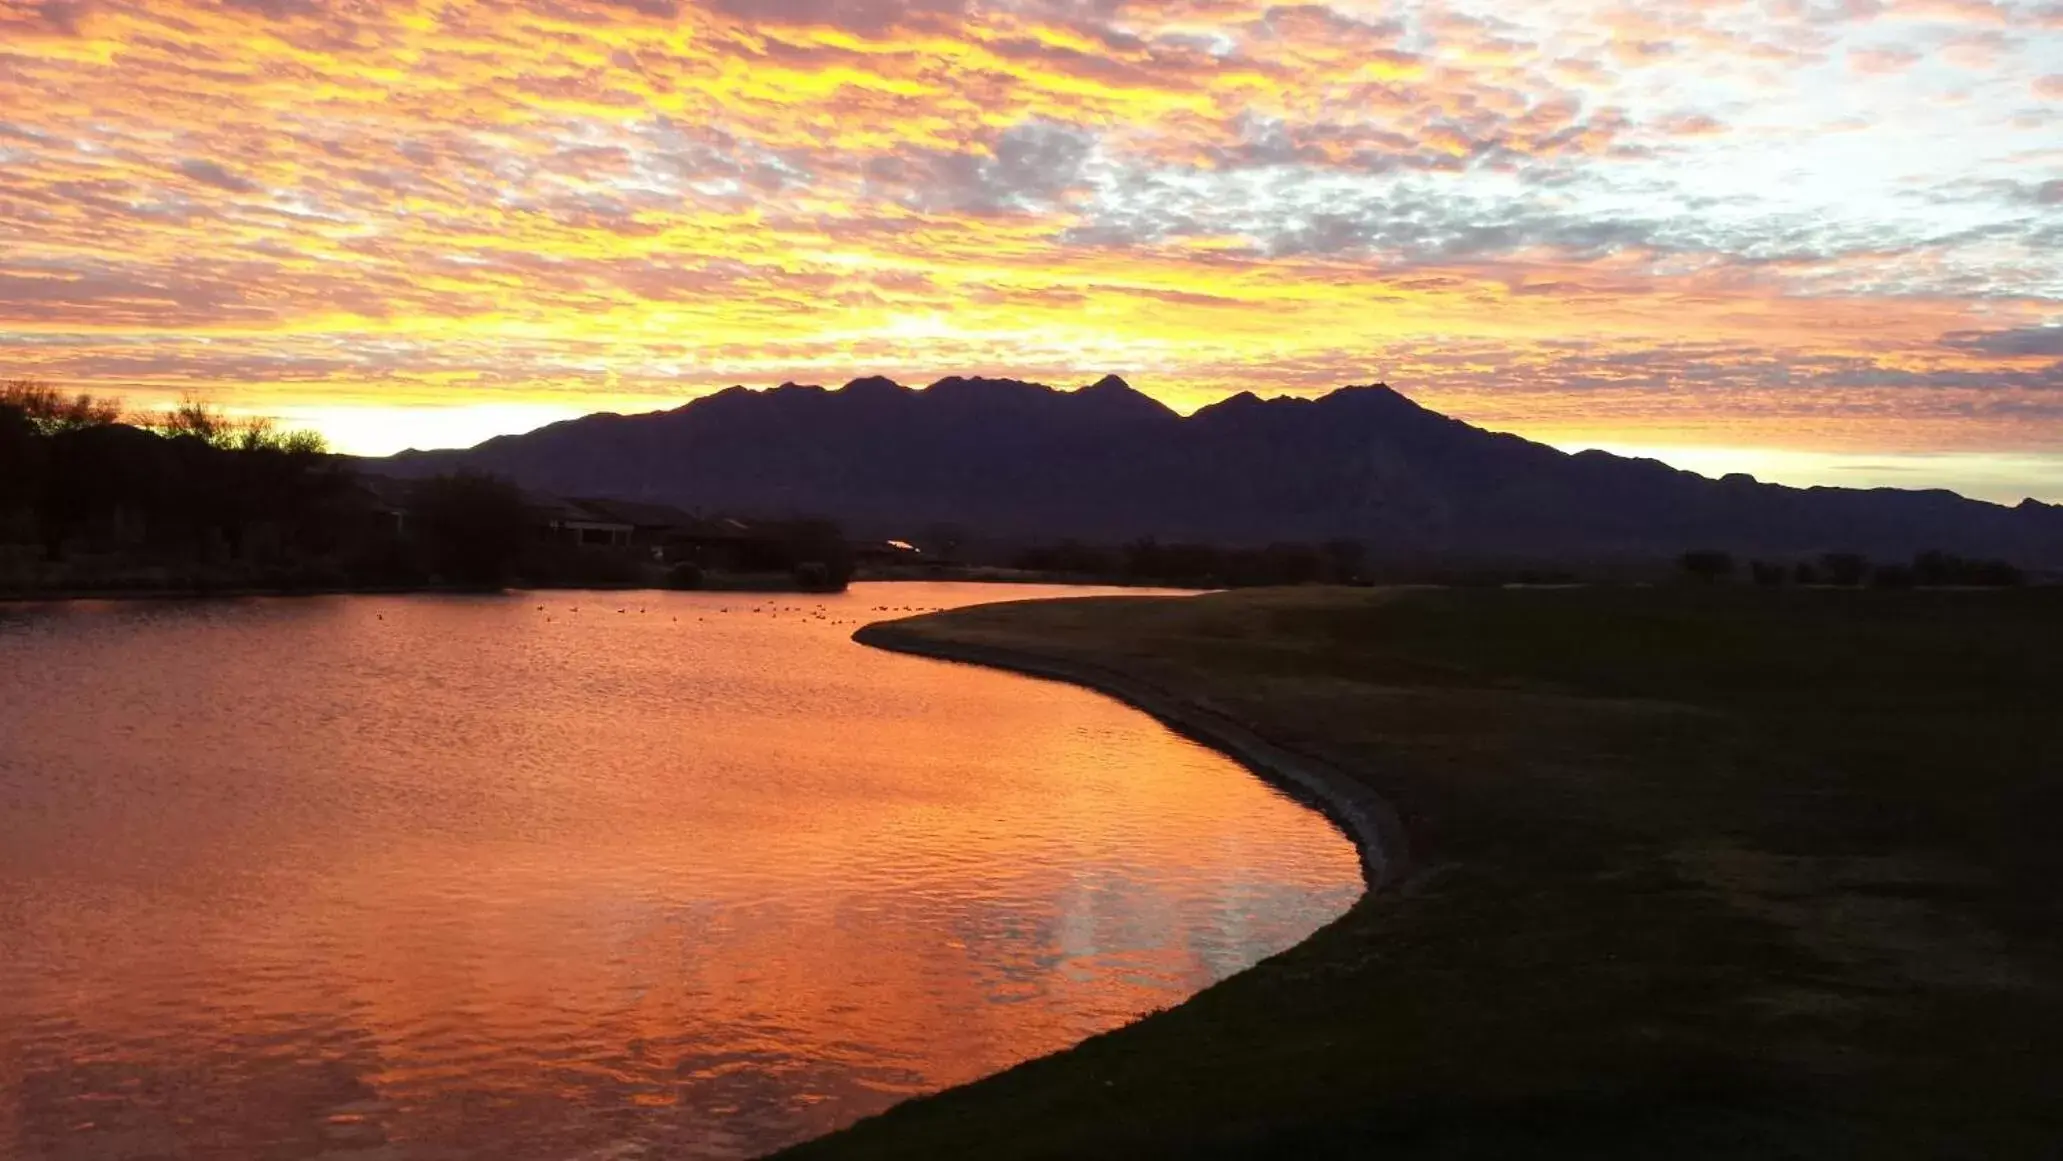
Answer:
top-left (2, 0), bottom-right (2059, 500)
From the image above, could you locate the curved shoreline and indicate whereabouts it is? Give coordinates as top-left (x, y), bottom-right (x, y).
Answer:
top-left (853, 621), bottom-right (1411, 896)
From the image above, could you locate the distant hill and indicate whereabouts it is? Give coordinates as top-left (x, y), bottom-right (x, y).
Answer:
top-left (367, 376), bottom-right (2063, 565)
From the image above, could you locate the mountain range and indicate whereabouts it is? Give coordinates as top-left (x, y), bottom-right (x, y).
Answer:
top-left (369, 376), bottom-right (2063, 566)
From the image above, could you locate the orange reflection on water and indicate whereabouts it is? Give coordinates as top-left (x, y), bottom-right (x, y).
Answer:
top-left (0, 584), bottom-right (1360, 1159)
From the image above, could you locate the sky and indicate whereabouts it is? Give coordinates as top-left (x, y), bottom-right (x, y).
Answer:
top-left (2, 0), bottom-right (2060, 502)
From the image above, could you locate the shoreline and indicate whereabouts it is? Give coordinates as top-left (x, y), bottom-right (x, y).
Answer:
top-left (792, 587), bottom-right (2063, 1159)
top-left (853, 621), bottom-right (1410, 895)
top-left (0, 575), bottom-right (1173, 606)
top-left (0, 578), bottom-right (836, 604)
top-left (0, 583), bottom-right (467, 604)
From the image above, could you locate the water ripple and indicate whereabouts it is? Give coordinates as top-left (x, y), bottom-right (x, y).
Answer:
top-left (0, 583), bottom-right (1360, 1159)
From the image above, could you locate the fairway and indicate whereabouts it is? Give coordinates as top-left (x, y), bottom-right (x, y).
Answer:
top-left (787, 585), bottom-right (2063, 1160)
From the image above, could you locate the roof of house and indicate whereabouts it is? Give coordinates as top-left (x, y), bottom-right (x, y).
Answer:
top-left (526, 492), bottom-right (633, 528)
top-left (351, 473), bottom-right (418, 512)
top-left (569, 497), bottom-right (698, 530)
top-left (570, 498), bottom-right (775, 541)
top-left (669, 515), bottom-right (766, 542)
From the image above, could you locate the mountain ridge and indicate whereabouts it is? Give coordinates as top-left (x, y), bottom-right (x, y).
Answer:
top-left (368, 376), bottom-right (2063, 565)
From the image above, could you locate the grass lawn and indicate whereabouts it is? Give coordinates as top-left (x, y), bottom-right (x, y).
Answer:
top-left (779, 584), bottom-right (2063, 1160)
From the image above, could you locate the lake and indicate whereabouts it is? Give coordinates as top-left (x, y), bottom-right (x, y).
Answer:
top-left (0, 583), bottom-right (1362, 1160)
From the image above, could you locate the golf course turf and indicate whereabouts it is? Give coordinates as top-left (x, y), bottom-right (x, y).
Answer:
top-left (777, 584), bottom-right (2063, 1160)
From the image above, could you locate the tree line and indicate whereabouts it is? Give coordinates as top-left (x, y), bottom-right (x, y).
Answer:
top-left (1011, 538), bottom-right (1371, 588)
top-left (2, 380), bottom-right (360, 587)
top-left (1, 379), bottom-right (852, 594)
top-left (1680, 549), bottom-right (2026, 588)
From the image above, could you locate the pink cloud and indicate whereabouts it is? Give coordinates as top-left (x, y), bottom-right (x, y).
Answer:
top-left (1658, 112), bottom-right (1728, 136)
top-left (1848, 47), bottom-right (1922, 74)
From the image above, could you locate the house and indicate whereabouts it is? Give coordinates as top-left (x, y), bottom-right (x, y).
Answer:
top-left (531, 494), bottom-right (635, 548)
top-left (566, 497), bottom-right (699, 556)
top-left (350, 474), bottom-right (416, 536)
top-left (554, 498), bottom-right (760, 567)
top-left (662, 515), bottom-right (779, 572)
top-left (530, 495), bottom-right (782, 566)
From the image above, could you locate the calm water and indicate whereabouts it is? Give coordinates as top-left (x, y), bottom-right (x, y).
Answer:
top-left (0, 583), bottom-right (1361, 1160)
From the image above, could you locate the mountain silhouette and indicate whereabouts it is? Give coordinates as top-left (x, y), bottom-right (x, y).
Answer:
top-left (369, 376), bottom-right (2063, 564)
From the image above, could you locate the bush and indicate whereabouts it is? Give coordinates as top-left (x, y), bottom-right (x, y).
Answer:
top-left (1013, 540), bottom-right (1120, 576)
top-left (792, 561), bottom-right (848, 593)
top-left (409, 472), bottom-right (532, 588)
top-left (1820, 553), bottom-right (1870, 587)
top-left (1679, 550), bottom-right (1735, 583)
top-left (1912, 550), bottom-right (2024, 588)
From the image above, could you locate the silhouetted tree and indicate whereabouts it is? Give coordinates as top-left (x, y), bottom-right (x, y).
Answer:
top-left (1913, 549), bottom-right (1959, 587)
top-left (780, 518), bottom-right (854, 591)
top-left (1749, 560), bottom-right (1786, 587)
top-left (139, 393), bottom-right (240, 448)
top-left (1911, 549), bottom-right (2025, 588)
top-left (1, 378), bottom-right (122, 435)
top-left (1819, 553), bottom-right (1870, 587)
top-left (721, 516), bottom-right (852, 589)
top-left (1016, 536), bottom-right (1395, 588)
top-left (4, 379), bottom-right (126, 556)
top-left (1321, 538), bottom-right (1368, 584)
top-left (1125, 539), bottom-right (1224, 585)
top-left (1014, 540), bottom-right (1118, 576)
top-left (37, 423), bottom-right (161, 559)
top-left (409, 472), bottom-right (534, 587)
top-left (0, 399), bottom-right (43, 539)
top-left (1679, 550), bottom-right (1735, 583)
top-left (1792, 561), bottom-right (1821, 586)
top-left (1246, 543), bottom-right (1326, 586)
top-left (1968, 559), bottom-right (2025, 587)
top-left (135, 394), bottom-right (327, 456)
top-left (919, 522), bottom-right (968, 563)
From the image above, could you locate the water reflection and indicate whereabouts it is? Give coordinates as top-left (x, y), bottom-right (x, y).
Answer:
top-left (0, 583), bottom-right (1361, 1159)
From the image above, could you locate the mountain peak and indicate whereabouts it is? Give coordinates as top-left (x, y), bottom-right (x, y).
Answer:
top-left (1322, 382), bottom-right (1416, 409)
top-left (927, 375), bottom-right (1052, 397)
top-left (841, 375), bottom-right (908, 398)
top-left (1074, 373), bottom-right (1176, 422)
top-left (1191, 390), bottom-right (1268, 420)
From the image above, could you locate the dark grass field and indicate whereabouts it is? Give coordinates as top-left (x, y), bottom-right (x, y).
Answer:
top-left (780, 584), bottom-right (2063, 1160)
